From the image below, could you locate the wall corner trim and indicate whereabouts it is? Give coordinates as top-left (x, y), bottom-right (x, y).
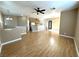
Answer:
top-left (60, 34), bottom-right (74, 39)
top-left (73, 38), bottom-right (79, 57)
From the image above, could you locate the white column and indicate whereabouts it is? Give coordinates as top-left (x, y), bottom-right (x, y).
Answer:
top-left (0, 12), bottom-right (3, 54)
top-left (0, 12), bottom-right (3, 29)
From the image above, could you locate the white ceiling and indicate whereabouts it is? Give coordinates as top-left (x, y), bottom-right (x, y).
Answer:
top-left (0, 1), bottom-right (79, 18)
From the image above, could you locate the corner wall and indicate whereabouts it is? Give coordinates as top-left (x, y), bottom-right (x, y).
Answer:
top-left (75, 8), bottom-right (79, 55)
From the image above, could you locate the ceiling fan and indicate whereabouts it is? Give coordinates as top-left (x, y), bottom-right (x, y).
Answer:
top-left (34, 8), bottom-right (45, 15)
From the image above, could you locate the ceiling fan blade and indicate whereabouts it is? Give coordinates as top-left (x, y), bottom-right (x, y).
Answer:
top-left (41, 9), bottom-right (45, 11)
top-left (41, 12), bottom-right (44, 14)
top-left (34, 8), bottom-right (37, 11)
top-left (40, 11), bottom-right (44, 14)
top-left (34, 8), bottom-right (45, 15)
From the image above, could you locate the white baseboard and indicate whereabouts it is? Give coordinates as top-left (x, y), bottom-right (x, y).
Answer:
top-left (0, 38), bottom-right (22, 55)
top-left (60, 34), bottom-right (79, 56)
top-left (60, 34), bottom-right (74, 39)
top-left (1, 38), bottom-right (22, 46)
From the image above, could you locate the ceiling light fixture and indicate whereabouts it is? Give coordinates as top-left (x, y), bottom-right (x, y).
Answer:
top-left (52, 7), bottom-right (56, 10)
top-left (50, 7), bottom-right (56, 10)
top-left (6, 17), bottom-right (13, 20)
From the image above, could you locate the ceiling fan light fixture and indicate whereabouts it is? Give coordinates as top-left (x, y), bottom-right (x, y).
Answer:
top-left (34, 7), bottom-right (45, 15)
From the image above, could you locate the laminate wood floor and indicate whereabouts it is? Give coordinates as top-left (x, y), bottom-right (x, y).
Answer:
top-left (1, 31), bottom-right (77, 57)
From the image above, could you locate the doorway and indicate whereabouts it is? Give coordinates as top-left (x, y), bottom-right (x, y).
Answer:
top-left (47, 12), bottom-right (61, 34)
top-left (52, 16), bottom-right (60, 34)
